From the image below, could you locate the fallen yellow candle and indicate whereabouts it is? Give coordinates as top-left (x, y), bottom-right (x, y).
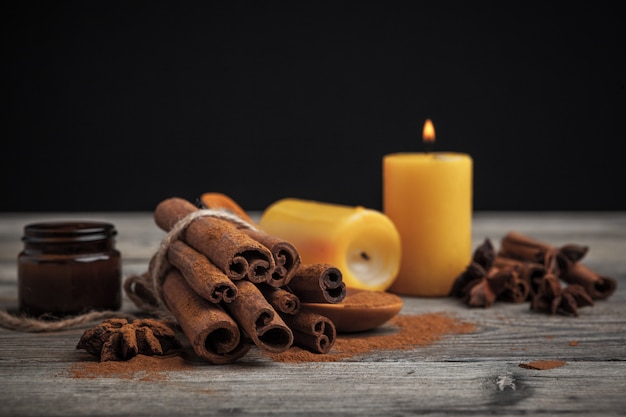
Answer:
top-left (383, 120), bottom-right (473, 296)
top-left (258, 198), bottom-right (401, 291)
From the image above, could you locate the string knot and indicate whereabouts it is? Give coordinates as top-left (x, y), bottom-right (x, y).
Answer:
top-left (125, 208), bottom-right (257, 313)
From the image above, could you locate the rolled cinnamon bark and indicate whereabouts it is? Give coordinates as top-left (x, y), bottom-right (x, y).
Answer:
top-left (499, 231), bottom-right (552, 264)
top-left (555, 256), bottom-right (617, 300)
top-left (288, 264), bottom-right (346, 304)
top-left (494, 256), bottom-right (546, 295)
top-left (500, 231), bottom-right (617, 300)
top-left (223, 280), bottom-right (294, 353)
top-left (199, 192), bottom-right (255, 224)
top-left (167, 240), bottom-right (238, 303)
top-left (154, 197), bottom-right (275, 283)
top-left (161, 269), bottom-right (250, 364)
top-left (280, 309), bottom-right (336, 354)
top-left (242, 228), bottom-right (301, 287)
top-left (199, 192), bottom-right (302, 287)
top-left (258, 284), bottom-right (300, 315)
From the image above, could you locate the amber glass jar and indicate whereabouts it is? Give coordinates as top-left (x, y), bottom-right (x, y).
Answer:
top-left (18, 221), bottom-right (122, 317)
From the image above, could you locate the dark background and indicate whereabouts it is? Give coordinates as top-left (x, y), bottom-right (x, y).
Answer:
top-left (2, 1), bottom-right (625, 212)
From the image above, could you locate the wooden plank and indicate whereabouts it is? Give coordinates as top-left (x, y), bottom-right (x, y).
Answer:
top-left (1, 211), bottom-right (625, 416)
top-left (0, 352), bottom-right (624, 416)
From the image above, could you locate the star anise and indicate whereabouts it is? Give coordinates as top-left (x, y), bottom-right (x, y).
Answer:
top-left (449, 239), bottom-right (493, 298)
top-left (554, 284), bottom-right (595, 317)
top-left (76, 318), bottom-right (182, 361)
top-left (450, 239), bottom-right (529, 307)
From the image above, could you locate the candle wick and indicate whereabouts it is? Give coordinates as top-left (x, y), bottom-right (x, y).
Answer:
top-left (423, 140), bottom-right (434, 154)
top-left (360, 252), bottom-right (370, 261)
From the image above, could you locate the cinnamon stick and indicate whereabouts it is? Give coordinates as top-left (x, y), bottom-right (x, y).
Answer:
top-left (499, 231), bottom-right (552, 264)
top-left (258, 284), bottom-right (300, 315)
top-left (242, 228), bottom-right (301, 287)
top-left (280, 309), bottom-right (336, 354)
top-left (451, 234), bottom-right (606, 316)
top-left (161, 269), bottom-right (250, 364)
top-left (554, 253), bottom-right (617, 300)
top-left (154, 197), bottom-right (275, 283)
top-left (223, 280), bottom-right (294, 353)
top-left (500, 231), bottom-right (617, 300)
top-left (288, 264), bottom-right (346, 304)
top-left (199, 192), bottom-right (255, 224)
top-left (167, 240), bottom-right (238, 303)
top-left (493, 256), bottom-right (546, 298)
top-left (199, 192), bottom-right (301, 287)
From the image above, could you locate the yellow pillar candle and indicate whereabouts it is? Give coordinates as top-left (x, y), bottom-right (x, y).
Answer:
top-left (258, 198), bottom-right (401, 291)
top-left (383, 121), bottom-right (473, 296)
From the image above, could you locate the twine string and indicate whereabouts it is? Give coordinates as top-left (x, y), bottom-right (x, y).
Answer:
top-left (148, 208), bottom-right (257, 309)
top-left (0, 309), bottom-right (139, 333)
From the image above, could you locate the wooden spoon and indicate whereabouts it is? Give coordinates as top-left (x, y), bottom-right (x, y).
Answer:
top-left (302, 289), bottom-right (403, 333)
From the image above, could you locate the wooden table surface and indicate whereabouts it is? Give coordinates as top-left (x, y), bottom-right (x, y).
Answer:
top-left (1, 211), bottom-right (625, 416)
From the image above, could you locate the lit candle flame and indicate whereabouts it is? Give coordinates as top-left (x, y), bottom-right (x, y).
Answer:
top-left (422, 119), bottom-right (435, 144)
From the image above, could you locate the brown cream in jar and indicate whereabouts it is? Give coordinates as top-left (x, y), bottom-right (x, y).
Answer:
top-left (18, 221), bottom-right (121, 317)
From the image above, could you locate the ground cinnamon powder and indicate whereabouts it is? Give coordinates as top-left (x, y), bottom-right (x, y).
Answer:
top-left (341, 290), bottom-right (400, 308)
top-left (69, 312), bottom-right (476, 378)
top-left (267, 312), bottom-right (476, 363)
top-left (519, 360), bottom-right (567, 370)
top-left (70, 354), bottom-right (193, 381)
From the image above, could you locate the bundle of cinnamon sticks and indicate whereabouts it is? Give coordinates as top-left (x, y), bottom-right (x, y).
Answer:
top-left (450, 231), bottom-right (617, 316)
top-left (125, 197), bottom-right (345, 364)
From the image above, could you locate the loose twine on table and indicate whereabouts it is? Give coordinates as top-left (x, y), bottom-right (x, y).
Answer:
top-left (0, 208), bottom-right (256, 333)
